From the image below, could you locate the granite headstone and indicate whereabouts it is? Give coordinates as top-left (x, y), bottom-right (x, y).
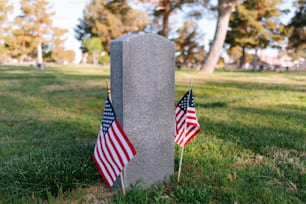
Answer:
top-left (110, 33), bottom-right (175, 187)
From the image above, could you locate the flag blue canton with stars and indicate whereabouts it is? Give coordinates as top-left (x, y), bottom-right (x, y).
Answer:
top-left (177, 89), bottom-right (195, 111)
top-left (101, 97), bottom-right (116, 136)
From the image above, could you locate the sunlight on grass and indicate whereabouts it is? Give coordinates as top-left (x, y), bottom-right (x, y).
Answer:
top-left (0, 65), bottom-right (305, 203)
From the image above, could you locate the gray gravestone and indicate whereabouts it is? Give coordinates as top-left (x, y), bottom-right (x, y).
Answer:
top-left (110, 34), bottom-right (175, 187)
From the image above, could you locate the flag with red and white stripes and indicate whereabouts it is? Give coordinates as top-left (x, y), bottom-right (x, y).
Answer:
top-left (93, 97), bottom-right (136, 188)
top-left (174, 89), bottom-right (200, 148)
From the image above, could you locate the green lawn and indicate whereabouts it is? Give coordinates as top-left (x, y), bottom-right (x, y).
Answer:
top-left (0, 65), bottom-right (305, 203)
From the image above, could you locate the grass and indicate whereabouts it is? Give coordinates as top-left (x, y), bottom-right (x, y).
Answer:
top-left (0, 65), bottom-right (305, 203)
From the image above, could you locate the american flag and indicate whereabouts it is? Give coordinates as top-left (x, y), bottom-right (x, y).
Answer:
top-left (174, 89), bottom-right (200, 148)
top-left (93, 97), bottom-right (136, 188)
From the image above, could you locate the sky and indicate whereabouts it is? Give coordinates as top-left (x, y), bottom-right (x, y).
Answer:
top-left (52, 0), bottom-right (87, 62)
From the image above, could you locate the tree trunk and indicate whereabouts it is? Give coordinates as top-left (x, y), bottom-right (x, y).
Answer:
top-left (239, 46), bottom-right (246, 68)
top-left (252, 48), bottom-right (258, 71)
top-left (37, 41), bottom-right (43, 64)
top-left (200, 0), bottom-right (237, 73)
top-left (160, 0), bottom-right (171, 38)
top-left (82, 53), bottom-right (88, 64)
top-left (93, 52), bottom-right (99, 65)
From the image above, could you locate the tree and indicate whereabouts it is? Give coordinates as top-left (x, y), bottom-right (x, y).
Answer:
top-left (64, 50), bottom-right (76, 63)
top-left (200, 0), bottom-right (238, 73)
top-left (83, 37), bottom-right (104, 65)
top-left (144, 0), bottom-right (172, 37)
top-left (226, 0), bottom-right (285, 69)
top-left (50, 27), bottom-right (69, 63)
top-left (5, 27), bottom-right (35, 60)
top-left (0, 0), bottom-right (13, 59)
top-left (140, 0), bottom-right (209, 68)
top-left (157, 0), bottom-right (172, 37)
top-left (287, 0), bottom-right (306, 59)
top-left (142, 0), bottom-right (208, 38)
top-left (227, 45), bottom-right (242, 65)
top-left (173, 20), bottom-right (205, 67)
top-left (74, 12), bottom-right (92, 53)
top-left (75, 0), bottom-right (150, 53)
top-left (0, 0), bottom-right (13, 33)
top-left (11, 0), bottom-right (55, 64)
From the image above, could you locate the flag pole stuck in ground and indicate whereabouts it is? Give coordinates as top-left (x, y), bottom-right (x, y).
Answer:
top-left (175, 80), bottom-right (201, 182)
top-left (106, 80), bottom-right (126, 195)
top-left (93, 80), bottom-right (136, 194)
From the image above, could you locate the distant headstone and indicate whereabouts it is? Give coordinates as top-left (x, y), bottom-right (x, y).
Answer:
top-left (36, 62), bottom-right (47, 70)
top-left (110, 34), bottom-right (175, 187)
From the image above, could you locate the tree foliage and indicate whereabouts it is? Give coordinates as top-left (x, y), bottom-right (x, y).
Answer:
top-left (18, 0), bottom-right (54, 63)
top-left (287, 0), bottom-right (306, 59)
top-left (83, 37), bottom-right (104, 65)
top-left (4, 0), bottom-right (51, 62)
top-left (50, 27), bottom-right (70, 63)
top-left (173, 20), bottom-right (205, 67)
top-left (0, 0), bottom-right (13, 58)
top-left (142, 0), bottom-right (208, 37)
top-left (3, 0), bottom-right (68, 63)
top-left (75, 0), bottom-right (150, 53)
top-left (0, 0), bottom-right (13, 33)
top-left (225, 0), bottom-right (285, 68)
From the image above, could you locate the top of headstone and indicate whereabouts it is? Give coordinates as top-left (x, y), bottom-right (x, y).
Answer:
top-left (111, 33), bottom-right (172, 44)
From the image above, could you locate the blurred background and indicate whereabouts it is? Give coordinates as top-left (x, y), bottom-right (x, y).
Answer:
top-left (0, 0), bottom-right (305, 72)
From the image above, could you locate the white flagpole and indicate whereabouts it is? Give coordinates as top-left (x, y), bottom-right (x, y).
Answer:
top-left (177, 79), bottom-right (192, 183)
top-left (177, 141), bottom-right (184, 182)
top-left (106, 80), bottom-right (126, 195)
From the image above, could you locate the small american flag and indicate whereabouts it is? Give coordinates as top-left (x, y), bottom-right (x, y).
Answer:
top-left (93, 97), bottom-right (136, 188)
top-left (174, 89), bottom-right (200, 148)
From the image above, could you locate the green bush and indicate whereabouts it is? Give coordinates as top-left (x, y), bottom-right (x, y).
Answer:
top-left (99, 54), bottom-right (110, 65)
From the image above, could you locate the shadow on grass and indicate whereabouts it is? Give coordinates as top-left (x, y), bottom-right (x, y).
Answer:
top-left (200, 101), bottom-right (228, 108)
top-left (205, 81), bottom-right (306, 93)
top-left (62, 74), bottom-right (109, 81)
top-left (236, 106), bottom-right (306, 124)
top-left (196, 97), bottom-right (258, 108)
top-left (0, 66), bottom-right (109, 81)
top-left (0, 65), bottom-right (110, 101)
top-left (0, 75), bottom-right (58, 80)
top-left (0, 65), bottom-right (34, 70)
top-left (0, 115), bottom-right (99, 158)
top-left (202, 118), bottom-right (305, 154)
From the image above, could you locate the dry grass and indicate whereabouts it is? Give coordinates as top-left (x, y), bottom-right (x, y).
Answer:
top-left (56, 184), bottom-right (114, 204)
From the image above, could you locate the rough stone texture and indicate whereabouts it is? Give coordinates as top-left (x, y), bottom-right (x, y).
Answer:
top-left (110, 34), bottom-right (175, 187)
